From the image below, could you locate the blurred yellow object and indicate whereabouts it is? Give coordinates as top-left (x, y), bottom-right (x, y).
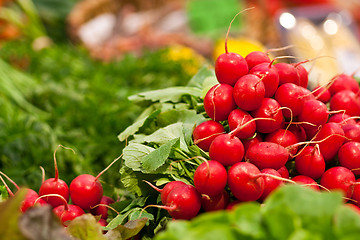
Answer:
top-left (213, 37), bottom-right (266, 60)
top-left (165, 45), bottom-right (205, 75)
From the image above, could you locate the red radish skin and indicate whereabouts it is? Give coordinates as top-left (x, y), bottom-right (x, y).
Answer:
top-left (233, 74), bottom-right (266, 111)
top-left (328, 113), bottom-right (357, 126)
top-left (298, 99), bottom-right (329, 130)
top-left (53, 204), bottom-right (85, 226)
top-left (250, 98), bottom-right (283, 134)
top-left (277, 166), bottom-right (290, 179)
top-left (203, 84), bottom-right (236, 121)
top-left (160, 181), bottom-right (187, 205)
top-left (192, 120), bottom-right (225, 152)
top-left (320, 166), bottom-right (356, 198)
top-left (342, 124), bottom-right (360, 142)
top-left (215, 52), bottom-right (248, 86)
top-left (294, 63), bottom-right (309, 88)
top-left (209, 134), bottom-right (244, 166)
top-left (249, 62), bottom-right (279, 98)
top-left (90, 196), bottom-right (115, 219)
top-left (20, 189), bottom-right (47, 212)
top-left (274, 83), bottom-right (304, 118)
top-left (228, 162), bottom-right (264, 201)
top-left (274, 62), bottom-right (300, 86)
top-left (338, 142), bottom-right (360, 175)
top-left (328, 74), bottom-right (360, 95)
top-left (245, 142), bottom-right (289, 170)
top-left (265, 129), bottom-right (299, 157)
top-left (243, 133), bottom-right (263, 154)
top-left (314, 122), bottom-right (345, 162)
top-left (201, 190), bottom-right (230, 212)
top-left (259, 168), bottom-right (284, 201)
top-left (165, 184), bottom-right (201, 220)
top-left (330, 90), bottom-right (360, 117)
top-left (228, 109), bottom-right (256, 139)
top-left (70, 174), bottom-right (103, 210)
top-left (194, 160), bottom-right (227, 197)
top-left (312, 86), bottom-right (331, 103)
top-left (287, 124), bottom-right (307, 143)
top-left (292, 175), bottom-right (320, 191)
top-left (295, 145), bottom-right (325, 180)
top-left (245, 51), bottom-right (271, 70)
top-left (351, 179), bottom-right (360, 207)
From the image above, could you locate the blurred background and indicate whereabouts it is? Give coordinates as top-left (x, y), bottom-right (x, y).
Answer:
top-left (1, 0), bottom-right (360, 194)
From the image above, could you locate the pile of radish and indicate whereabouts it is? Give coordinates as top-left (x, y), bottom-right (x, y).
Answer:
top-left (147, 39), bottom-right (360, 220)
top-left (0, 146), bottom-right (118, 227)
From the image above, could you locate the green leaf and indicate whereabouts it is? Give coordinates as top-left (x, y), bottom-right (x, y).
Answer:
top-left (105, 218), bottom-right (148, 240)
top-left (142, 138), bottom-right (180, 172)
top-left (123, 143), bottom-right (155, 171)
top-left (128, 87), bottom-right (202, 104)
top-left (186, 65), bottom-right (215, 88)
top-left (333, 205), bottom-right (360, 240)
top-left (66, 214), bottom-right (106, 240)
top-left (156, 109), bottom-right (205, 128)
top-left (0, 186), bottom-right (8, 201)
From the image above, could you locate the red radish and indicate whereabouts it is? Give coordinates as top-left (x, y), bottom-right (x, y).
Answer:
top-left (320, 166), bottom-right (356, 198)
top-left (228, 162), bottom-right (264, 201)
top-left (293, 63), bottom-right (309, 88)
top-left (201, 190), bottom-right (230, 212)
top-left (228, 109), bottom-right (256, 139)
top-left (250, 98), bottom-right (283, 134)
top-left (295, 145), bottom-right (325, 180)
top-left (242, 133), bottom-right (263, 155)
top-left (0, 171), bottom-right (47, 212)
top-left (277, 166), bottom-right (290, 179)
top-left (328, 73), bottom-right (360, 95)
top-left (274, 83), bottom-right (304, 118)
top-left (297, 99), bottom-right (329, 130)
top-left (265, 128), bottom-right (299, 157)
top-left (39, 145), bottom-right (70, 208)
top-left (298, 86), bottom-right (316, 102)
top-left (287, 124), bottom-right (307, 143)
top-left (214, 12), bottom-right (248, 86)
top-left (328, 113), bottom-right (357, 126)
top-left (338, 142), bottom-right (360, 175)
top-left (342, 124), bottom-right (360, 142)
top-left (245, 142), bottom-right (289, 170)
top-left (53, 204), bottom-right (85, 227)
top-left (312, 86), bottom-right (331, 103)
top-left (233, 74), bottom-right (265, 111)
top-left (164, 184), bottom-right (201, 220)
top-left (203, 84), bottom-right (236, 121)
top-left (144, 180), bottom-right (187, 205)
top-left (70, 154), bottom-right (122, 210)
top-left (193, 160), bottom-right (227, 197)
top-left (245, 51), bottom-right (271, 70)
top-left (330, 90), bottom-right (360, 117)
top-left (351, 179), bottom-right (360, 207)
top-left (274, 62), bottom-right (300, 86)
top-left (314, 122), bottom-right (345, 162)
top-left (292, 175), bottom-right (320, 191)
top-left (98, 218), bottom-right (107, 227)
top-left (90, 196), bottom-right (115, 219)
top-left (249, 62), bottom-right (279, 97)
top-left (259, 168), bottom-right (284, 201)
top-left (209, 133), bottom-right (244, 166)
top-left (192, 120), bottom-right (225, 151)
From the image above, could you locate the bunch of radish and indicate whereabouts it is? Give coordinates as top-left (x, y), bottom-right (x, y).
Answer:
top-left (0, 146), bottom-right (119, 227)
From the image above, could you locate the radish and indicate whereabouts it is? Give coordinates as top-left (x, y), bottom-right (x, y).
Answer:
top-left (209, 133), bottom-right (244, 166)
top-left (203, 84), bottom-right (236, 121)
top-left (259, 168), bottom-right (284, 201)
top-left (274, 82), bottom-right (304, 118)
top-left (90, 195), bottom-right (115, 219)
top-left (245, 51), bottom-right (271, 70)
top-left (264, 128), bottom-right (299, 157)
top-left (228, 109), bottom-right (256, 139)
top-left (297, 99), bottom-right (329, 130)
top-left (287, 124), bottom-right (307, 143)
top-left (242, 133), bottom-right (263, 154)
top-left (201, 190), bottom-right (230, 212)
top-left (342, 124), bottom-right (360, 142)
top-left (245, 141), bottom-right (289, 170)
top-left (192, 120), bottom-right (225, 151)
top-left (328, 73), bottom-right (360, 95)
top-left (50, 194), bottom-right (85, 226)
top-left (274, 62), bottom-right (300, 86)
top-left (39, 145), bottom-right (70, 208)
top-left (144, 180), bottom-right (186, 205)
top-left (328, 113), bottom-right (357, 126)
top-left (193, 160), bottom-right (227, 197)
top-left (291, 175), bottom-right (320, 191)
top-left (312, 86), bottom-right (331, 103)
top-left (277, 166), bottom-right (290, 179)
top-left (293, 62), bottom-right (309, 88)
top-left (228, 162), bottom-right (264, 201)
top-left (313, 122), bottom-right (345, 162)
top-left (0, 171), bottom-right (47, 212)
top-left (69, 154), bottom-right (121, 210)
top-left (233, 74), bottom-right (265, 111)
top-left (338, 142), bottom-right (360, 176)
top-left (330, 90), bottom-right (360, 117)
top-left (320, 166), bottom-right (356, 198)
top-left (250, 98), bottom-right (283, 134)
top-left (249, 62), bottom-right (279, 98)
top-left (214, 11), bottom-right (248, 86)
top-left (294, 145), bottom-right (325, 180)
top-left (298, 86), bottom-right (316, 102)
top-left (351, 179), bottom-right (360, 207)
